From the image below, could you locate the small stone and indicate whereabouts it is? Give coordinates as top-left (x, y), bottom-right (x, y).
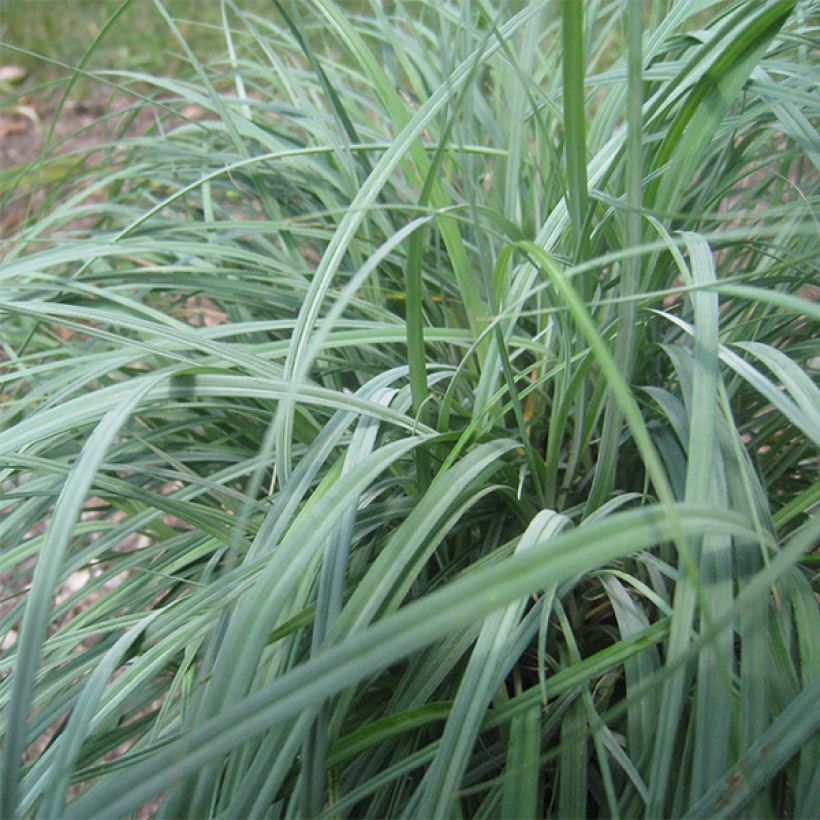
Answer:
top-left (0, 65), bottom-right (27, 84)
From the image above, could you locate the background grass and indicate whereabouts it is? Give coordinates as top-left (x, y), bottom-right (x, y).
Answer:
top-left (0, 1), bottom-right (818, 818)
top-left (1, 0), bottom-right (272, 87)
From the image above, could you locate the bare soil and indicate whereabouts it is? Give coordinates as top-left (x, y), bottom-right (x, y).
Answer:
top-left (0, 91), bottom-right (207, 240)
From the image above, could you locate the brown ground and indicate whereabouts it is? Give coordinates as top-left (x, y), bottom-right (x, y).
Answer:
top-left (1, 89), bottom-right (170, 165)
top-left (1, 92), bottom-right (152, 238)
top-left (2, 98), bottom-right (109, 168)
top-left (0, 83), bottom-right (207, 240)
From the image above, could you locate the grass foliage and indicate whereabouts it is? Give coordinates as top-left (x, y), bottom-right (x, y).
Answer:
top-left (1, 0), bottom-right (818, 817)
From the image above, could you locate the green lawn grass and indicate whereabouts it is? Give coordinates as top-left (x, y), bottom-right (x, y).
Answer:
top-left (0, 1), bottom-right (818, 818)
top-left (1, 0), bottom-right (271, 87)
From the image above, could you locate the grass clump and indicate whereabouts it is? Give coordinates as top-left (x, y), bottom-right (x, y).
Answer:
top-left (0, 1), bottom-right (818, 817)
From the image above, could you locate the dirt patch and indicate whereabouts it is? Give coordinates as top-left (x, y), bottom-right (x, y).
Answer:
top-left (0, 90), bottom-right (208, 239)
top-left (3, 98), bottom-right (113, 167)
top-left (1, 95), bottom-right (131, 236)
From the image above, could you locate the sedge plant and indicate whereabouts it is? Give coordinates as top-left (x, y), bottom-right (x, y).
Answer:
top-left (0, 0), bottom-right (818, 817)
